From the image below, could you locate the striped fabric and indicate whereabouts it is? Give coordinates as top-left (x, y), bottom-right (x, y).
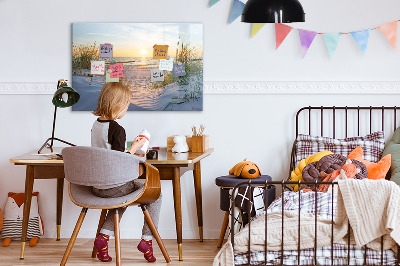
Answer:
top-left (234, 191), bottom-right (397, 265)
top-left (1, 217), bottom-right (41, 240)
top-left (235, 244), bottom-right (397, 265)
top-left (294, 131), bottom-right (385, 167)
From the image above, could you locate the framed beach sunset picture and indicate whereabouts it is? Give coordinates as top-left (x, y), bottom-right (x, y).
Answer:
top-left (72, 23), bottom-right (203, 111)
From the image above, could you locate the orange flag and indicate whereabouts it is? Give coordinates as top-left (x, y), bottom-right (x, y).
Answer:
top-left (275, 23), bottom-right (293, 49)
top-left (378, 21), bottom-right (398, 50)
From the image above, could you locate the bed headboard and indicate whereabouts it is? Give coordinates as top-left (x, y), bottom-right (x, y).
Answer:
top-left (290, 106), bottom-right (400, 179)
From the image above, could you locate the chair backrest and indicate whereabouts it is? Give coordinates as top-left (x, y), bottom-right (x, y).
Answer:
top-left (62, 146), bottom-right (145, 187)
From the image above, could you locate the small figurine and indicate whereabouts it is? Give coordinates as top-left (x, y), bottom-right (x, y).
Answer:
top-left (172, 135), bottom-right (189, 153)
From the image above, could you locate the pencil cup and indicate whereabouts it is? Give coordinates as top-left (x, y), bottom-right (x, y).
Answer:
top-left (191, 135), bottom-right (209, 153)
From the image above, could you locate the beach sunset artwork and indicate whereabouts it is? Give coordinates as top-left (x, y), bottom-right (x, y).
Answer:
top-left (72, 23), bottom-right (203, 111)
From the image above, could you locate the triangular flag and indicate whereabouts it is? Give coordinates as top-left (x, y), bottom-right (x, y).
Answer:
top-left (251, 23), bottom-right (266, 38)
top-left (378, 21), bottom-right (397, 50)
top-left (298, 29), bottom-right (317, 58)
top-left (351, 29), bottom-right (370, 55)
top-left (275, 23), bottom-right (293, 49)
top-left (323, 33), bottom-right (341, 58)
top-left (209, 0), bottom-right (220, 7)
top-left (229, 0), bottom-right (245, 24)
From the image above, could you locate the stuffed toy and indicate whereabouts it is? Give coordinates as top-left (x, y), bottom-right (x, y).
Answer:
top-left (229, 159), bottom-right (261, 179)
top-left (172, 135), bottom-right (189, 153)
top-left (348, 146), bottom-right (391, 180)
top-left (289, 150), bottom-right (333, 191)
top-left (1, 192), bottom-right (44, 247)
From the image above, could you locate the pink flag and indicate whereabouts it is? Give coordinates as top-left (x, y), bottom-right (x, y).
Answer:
top-left (378, 21), bottom-right (398, 50)
top-left (298, 29), bottom-right (317, 58)
top-left (275, 23), bottom-right (293, 49)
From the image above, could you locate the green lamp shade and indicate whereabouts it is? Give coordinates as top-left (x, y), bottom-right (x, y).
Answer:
top-left (52, 84), bottom-right (80, 108)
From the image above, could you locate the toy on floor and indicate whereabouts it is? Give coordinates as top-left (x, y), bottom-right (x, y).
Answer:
top-left (1, 192), bottom-right (44, 247)
top-left (229, 159), bottom-right (261, 179)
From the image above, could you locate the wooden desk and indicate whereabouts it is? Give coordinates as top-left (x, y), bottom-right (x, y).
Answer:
top-left (10, 147), bottom-right (213, 261)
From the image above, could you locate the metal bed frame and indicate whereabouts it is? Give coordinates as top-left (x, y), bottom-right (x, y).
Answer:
top-left (230, 106), bottom-right (400, 266)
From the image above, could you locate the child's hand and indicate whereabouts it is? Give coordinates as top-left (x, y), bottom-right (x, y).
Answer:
top-left (129, 137), bottom-right (147, 155)
top-left (134, 149), bottom-right (149, 157)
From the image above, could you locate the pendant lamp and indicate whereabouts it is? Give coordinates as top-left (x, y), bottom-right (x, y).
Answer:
top-left (241, 0), bottom-right (305, 23)
top-left (38, 79), bottom-right (80, 154)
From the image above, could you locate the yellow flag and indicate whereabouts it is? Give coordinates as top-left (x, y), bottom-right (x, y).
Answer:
top-left (251, 23), bottom-right (266, 38)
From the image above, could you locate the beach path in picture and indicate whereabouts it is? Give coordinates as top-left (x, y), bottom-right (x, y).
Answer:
top-left (72, 23), bottom-right (203, 111)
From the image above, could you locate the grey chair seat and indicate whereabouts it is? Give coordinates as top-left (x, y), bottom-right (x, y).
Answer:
top-left (69, 180), bottom-right (145, 208)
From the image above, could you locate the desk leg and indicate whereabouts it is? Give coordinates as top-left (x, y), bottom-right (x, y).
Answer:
top-left (172, 167), bottom-right (183, 261)
top-left (20, 165), bottom-right (35, 259)
top-left (193, 161), bottom-right (203, 242)
top-left (56, 178), bottom-right (64, 241)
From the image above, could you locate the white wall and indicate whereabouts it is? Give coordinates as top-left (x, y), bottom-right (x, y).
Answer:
top-left (1, 0), bottom-right (400, 239)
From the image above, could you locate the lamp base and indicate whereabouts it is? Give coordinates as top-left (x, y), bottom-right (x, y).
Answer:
top-left (38, 137), bottom-right (76, 154)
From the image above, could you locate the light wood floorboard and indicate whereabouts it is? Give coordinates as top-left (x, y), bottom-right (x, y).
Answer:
top-left (0, 239), bottom-right (222, 265)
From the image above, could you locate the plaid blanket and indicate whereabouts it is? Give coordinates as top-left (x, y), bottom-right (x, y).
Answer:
top-left (234, 191), bottom-right (397, 265)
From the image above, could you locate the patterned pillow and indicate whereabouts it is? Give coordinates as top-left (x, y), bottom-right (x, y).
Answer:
top-left (294, 131), bottom-right (385, 166)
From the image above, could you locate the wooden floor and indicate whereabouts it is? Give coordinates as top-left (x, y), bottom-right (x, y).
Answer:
top-left (0, 239), bottom-right (222, 265)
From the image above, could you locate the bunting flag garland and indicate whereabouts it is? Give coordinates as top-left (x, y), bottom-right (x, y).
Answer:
top-left (208, 4), bottom-right (400, 57)
top-left (275, 23), bottom-right (293, 49)
top-left (378, 21), bottom-right (398, 50)
top-left (251, 23), bottom-right (266, 38)
top-left (323, 33), bottom-right (341, 58)
top-left (298, 29), bottom-right (317, 58)
top-left (351, 29), bottom-right (370, 55)
top-left (229, 0), bottom-right (245, 24)
top-left (209, 0), bottom-right (220, 7)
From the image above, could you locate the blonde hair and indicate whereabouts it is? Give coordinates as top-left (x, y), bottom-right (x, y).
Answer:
top-left (93, 82), bottom-right (131, 120)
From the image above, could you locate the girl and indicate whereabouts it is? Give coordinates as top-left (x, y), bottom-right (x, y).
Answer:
top-left (91, 82), bottom-right (161, 263)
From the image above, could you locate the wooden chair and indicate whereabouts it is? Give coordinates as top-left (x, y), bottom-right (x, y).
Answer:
top-left (60, 146), bottom-right (171, 265)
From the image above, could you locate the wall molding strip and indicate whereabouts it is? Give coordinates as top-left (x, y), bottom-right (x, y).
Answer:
top-left (0, 81), bottom-right (399, 95)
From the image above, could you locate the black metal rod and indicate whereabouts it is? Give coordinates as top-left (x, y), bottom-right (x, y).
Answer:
top-left (370, 107), bottom-right (373, 134)
top-left (298, 180), bottom-right (301, 266)
top-left (345, 106), bottom-right (348, 138)
top-left (331, 182), bottom-right (334, 265)
top-left (321, 106), bottom-right (324, 136)
top-left (333, 106), bottom-right (336, 138)
top-left (314, 181), bottom-right (317, 266)
top-left (264, 180), bottom-right (268, 266)
top-left (50, 105), bottom-right (58, 148)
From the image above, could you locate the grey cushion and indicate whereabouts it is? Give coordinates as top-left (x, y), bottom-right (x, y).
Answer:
top-left (69, 180), bottom-right (145, 208)
top-left (382, 126), bottom-right (400, 184)
top-left (62, 146), bottom-right (145, 188)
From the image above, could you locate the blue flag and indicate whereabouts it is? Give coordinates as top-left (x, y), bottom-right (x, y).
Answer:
top-left (351, 29), bottom-right (370, 55)
top-left (229, 0), bottom-right (245, 24)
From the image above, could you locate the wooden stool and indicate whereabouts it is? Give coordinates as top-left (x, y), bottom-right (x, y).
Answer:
top-left (215, 175), bottom-right (275, 248)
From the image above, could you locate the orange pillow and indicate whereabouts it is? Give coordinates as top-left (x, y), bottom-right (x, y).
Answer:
top-left (347, 146), bottom-right (391, 180)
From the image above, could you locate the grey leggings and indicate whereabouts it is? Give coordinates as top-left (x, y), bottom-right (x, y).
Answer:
top-left (92, 179), bottom-right (162, 240)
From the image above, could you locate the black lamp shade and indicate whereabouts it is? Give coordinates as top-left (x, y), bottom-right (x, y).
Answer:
top-left (52, 84), bottom-right (80, 108)
top-left (241, 0), bottom-right (305, 23)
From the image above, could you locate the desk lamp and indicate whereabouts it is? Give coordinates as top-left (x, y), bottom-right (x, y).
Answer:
top-left (38, 79), bottom-right (80, 154)
top-left (241, 0), bottom-right (305, 23)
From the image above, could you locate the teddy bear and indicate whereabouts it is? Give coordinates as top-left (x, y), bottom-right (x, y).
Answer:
top-left (172, 135), bottom-right (189, 153)
top-left (1, 192), bottom-right (44, 247)
top-left (229, 159), bottom-right (261, 179)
